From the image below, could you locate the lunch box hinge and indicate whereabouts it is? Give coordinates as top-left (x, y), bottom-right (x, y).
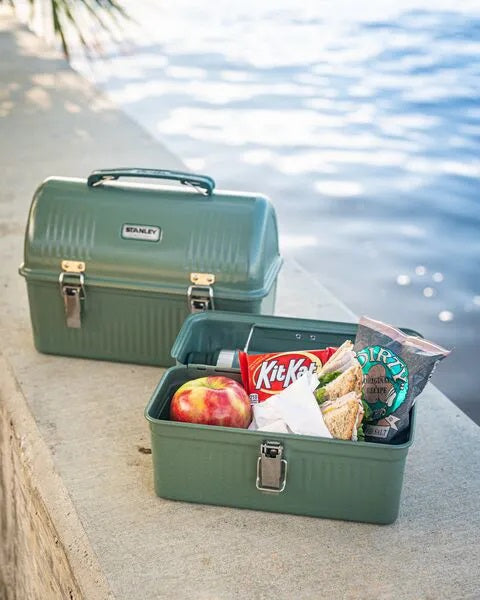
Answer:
top-left (59, 260), bottom-right (86, 329)
top-left (188, 272), bottom-right (215, 313)
top-left (256, 441), bottom-right (287, 493)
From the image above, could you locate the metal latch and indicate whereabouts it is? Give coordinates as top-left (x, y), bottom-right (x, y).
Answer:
top-left (256, 441), bottom-right (288, 493)
top-left (187, 272), bottom-right (215, 313)
top-left (59, 260), bottom-right (86, 328)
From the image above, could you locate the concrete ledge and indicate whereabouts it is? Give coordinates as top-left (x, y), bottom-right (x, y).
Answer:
top-left (0, 353), bottom-right (113, 599)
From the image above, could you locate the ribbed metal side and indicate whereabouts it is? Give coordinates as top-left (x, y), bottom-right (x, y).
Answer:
top-left (152, 429), bottom-right (405, 523)
top-left (40, 203), bottom-right (96, 260)
top-left (293, 453), bottom-right (403, 520)
top-left (27, 282), bottom-right (189, 366)
top-left (185, 209), bottom-right (249, 283)
top-left (152, 433), bottom-right (258, 503)
top-left (24, 179), bottom-right (281, 300)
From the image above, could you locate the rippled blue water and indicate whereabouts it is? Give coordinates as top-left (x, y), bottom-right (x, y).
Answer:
top-left (72, 0), bottom-right (480, 422)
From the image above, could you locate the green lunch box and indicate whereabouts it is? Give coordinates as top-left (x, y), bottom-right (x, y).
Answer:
top-left (145, 312), bottom-right (418, 524)
top-left (19, 169), bottom-right (282, 366)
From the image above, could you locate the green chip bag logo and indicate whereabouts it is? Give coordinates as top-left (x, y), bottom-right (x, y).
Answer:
top-left (355, 345), bottom-right (409, 420)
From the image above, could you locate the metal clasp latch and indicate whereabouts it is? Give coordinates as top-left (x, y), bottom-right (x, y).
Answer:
top-left (256, 441), bottom-right (287, 493)
top-left (59, 260), bottom-right (86, 328)
top-left (187, 272), bottom-right (215, 313)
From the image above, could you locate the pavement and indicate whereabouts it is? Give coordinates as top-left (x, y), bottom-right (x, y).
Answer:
top-left (1, 8), bottom-right (479, 600)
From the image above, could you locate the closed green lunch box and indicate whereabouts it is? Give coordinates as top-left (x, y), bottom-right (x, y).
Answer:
top-left (145, 312), bottom-right (418, 524)
top-left (19, 169), bottom-right (282, 366)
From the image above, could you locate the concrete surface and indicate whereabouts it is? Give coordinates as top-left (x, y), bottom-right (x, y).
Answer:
top-left (1, 8), bottom-right (479, 600)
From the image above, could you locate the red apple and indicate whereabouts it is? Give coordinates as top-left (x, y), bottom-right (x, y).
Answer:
top-left (170, 376), bottom-right (251, 428)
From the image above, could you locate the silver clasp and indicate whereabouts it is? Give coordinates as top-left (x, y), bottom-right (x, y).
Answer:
top-left (59, 261), bottom-right (86, 328)
top-left (187, 285), bottom-right (214, 312)
top-left (256, 441), bottom-right (287, 493)
top-left (188, 273), bottom-right (215, 313)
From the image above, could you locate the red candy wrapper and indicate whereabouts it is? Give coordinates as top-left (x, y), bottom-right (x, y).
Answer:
top-left (239, 348), bottom-right (337, 404)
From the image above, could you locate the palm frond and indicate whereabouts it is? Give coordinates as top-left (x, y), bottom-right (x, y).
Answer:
top-left (78, 1), bottom-right (114, 33)
top-left (55, 0), bottom-right (90, 57)
top-left (4, 0), bottom-right (130, 58)
top-left (51, 0), bottom-right (69, 57)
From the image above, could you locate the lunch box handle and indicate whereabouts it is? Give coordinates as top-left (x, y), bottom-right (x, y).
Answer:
top-left (87, 168), bottom-right (216, 196)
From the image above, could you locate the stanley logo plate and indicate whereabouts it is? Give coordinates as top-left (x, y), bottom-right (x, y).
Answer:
top-left (121, 224), bottom-right (161, 242)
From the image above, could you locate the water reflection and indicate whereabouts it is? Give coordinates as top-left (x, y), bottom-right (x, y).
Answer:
top-left (314, 181), bottom-right (363, 197)
top-left (396, 275), bottom-right (411, 286)
top-left (439, 310), bottom-right (454, 322)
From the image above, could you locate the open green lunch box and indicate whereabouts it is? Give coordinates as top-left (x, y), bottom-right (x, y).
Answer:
top-left (145, 312), bottom-right (419, 524)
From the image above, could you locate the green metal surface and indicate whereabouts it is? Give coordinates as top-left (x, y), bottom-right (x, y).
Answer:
top-left (21, 175), bottom-right (281, 297)
top-left (145, 314), bottom-right (416, 523)
top-left (26, 285), bottom-right (275, 366)
top-left (20, 173), bottom-right (281, 366)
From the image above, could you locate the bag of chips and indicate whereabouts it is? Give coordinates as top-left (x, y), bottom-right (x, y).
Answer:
top-left (354, 317), bottom-right (450, 443)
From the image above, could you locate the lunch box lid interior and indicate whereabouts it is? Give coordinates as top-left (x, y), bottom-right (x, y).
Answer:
top-left (20, 177), bottom-right (282, 299)
top-left (171, 310), bottom-right (422, 367)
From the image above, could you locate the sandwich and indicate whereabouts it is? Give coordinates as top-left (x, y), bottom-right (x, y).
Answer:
top-left (315, 340), bottom-right (371, 440)
top-left (318, 340), bottom-right (357, 376)
top-left (320, 392), bottom-right (364, 441)
top-left (315, 340), bottom-right (362, 404)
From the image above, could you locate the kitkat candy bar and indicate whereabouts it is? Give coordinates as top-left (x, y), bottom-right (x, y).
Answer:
top-left (239, 348), bottom-right (336, 404)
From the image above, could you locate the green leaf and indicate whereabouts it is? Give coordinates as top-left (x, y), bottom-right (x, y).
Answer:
top-left (357, 424), bottom-right (365, 441)
top-left (314, 387), bottom-right (327, 405)
top-left (362, 399), bottom-right (373, 423)
top-left (317, 371), bottom-right (341, 387)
